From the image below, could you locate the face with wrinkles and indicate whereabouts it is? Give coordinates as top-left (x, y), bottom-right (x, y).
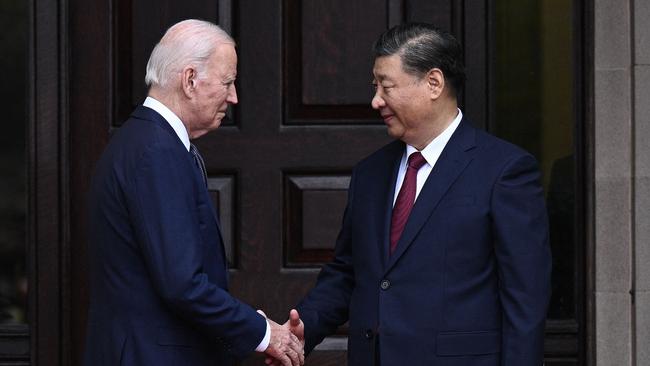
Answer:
top-left (186, 43), bottom-right (238, 138)
top-left (371, 53), bottom-right (444, 149)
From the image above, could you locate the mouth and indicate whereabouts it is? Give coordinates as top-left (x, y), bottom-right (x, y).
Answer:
top-left (381, 114), bottom-right (394, 123)
top-left (213, 111), bottom-right (227, 123)
top-left (214, 110), bottom-right (228, 119)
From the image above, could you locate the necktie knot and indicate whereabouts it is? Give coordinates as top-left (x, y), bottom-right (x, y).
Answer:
top-left (407, 152), bottom-right (427, 170)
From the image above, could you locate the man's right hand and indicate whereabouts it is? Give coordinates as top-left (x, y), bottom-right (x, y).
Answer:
top-left (264, 318), bottom-right (305, 366)
top-left (265, 309), bottom-right (305, 366)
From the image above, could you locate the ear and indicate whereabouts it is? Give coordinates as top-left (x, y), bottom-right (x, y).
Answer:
top-left (426, 68), bottom-right (445, 100)
top-left (181, 65), bottom-right (198, 98)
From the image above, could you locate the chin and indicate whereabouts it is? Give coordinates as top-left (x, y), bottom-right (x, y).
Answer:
top-left (386, 127), bottom-right (403, 140)
top-left (210, 117), bottom-right (223, 129)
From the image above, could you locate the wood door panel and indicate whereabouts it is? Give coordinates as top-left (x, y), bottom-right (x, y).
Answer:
top-left (285, 175), bottom-right (350, 266)
top-left (208, 175), bottom-right (238, 267)
top-left (299, 0), bottom-right (385, 106)
top-left (406, 0), bottom-right (453, 30)
top-left (285, 0), bottom-right (388, 122)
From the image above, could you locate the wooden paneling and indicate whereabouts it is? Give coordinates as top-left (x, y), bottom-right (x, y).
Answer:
top-left (405, 0), bottom-right (453, 30)
top-left (463, 0), bottom-right (489, 129)
top-left (543, 319), bottom-right (580, 366)
top-left (300, 0), bottom-right (384, 106)
top-left (208, 175), bottom-right (237, 267)
top-left (283, 0), bottom-right (490, 128)
top-left (0, 325), bottom-right (28, 364)
top-left (31, 0), bottom-right (70, 364)
top-left (284, 175), bottom-right (350, 266)
top-left (284, 0), bottom-right (390, 123)
top-left (68, 0), bottom-right (113, 363)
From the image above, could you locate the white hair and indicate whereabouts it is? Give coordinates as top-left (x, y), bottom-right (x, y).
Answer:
top-left (144, 19), bottom-right (234, 88)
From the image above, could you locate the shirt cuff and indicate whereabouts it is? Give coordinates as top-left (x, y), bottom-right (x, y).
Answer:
top-left (255, 319), bottom-right (271, 352)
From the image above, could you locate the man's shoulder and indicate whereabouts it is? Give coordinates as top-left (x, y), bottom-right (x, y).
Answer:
top-left (355, 140), bottom-right (403, 170)
top-left (95, 109), bottom-right (188, 178)
top-left (473, 126), bottom-right (534, 162)
top-left (112, 109), bottom-right (182, 152)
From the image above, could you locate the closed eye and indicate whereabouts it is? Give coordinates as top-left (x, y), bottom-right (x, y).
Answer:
top-left (381, 85), bottom-right (394, 93)
top-left (371, 82), bottom-right (395, 92)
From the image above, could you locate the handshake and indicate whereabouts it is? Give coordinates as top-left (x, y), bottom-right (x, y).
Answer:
top-left (259, 309), bottom-right (306, 366)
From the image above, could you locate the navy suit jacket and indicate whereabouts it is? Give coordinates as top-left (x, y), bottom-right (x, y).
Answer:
top-left (297, 118), bottom-right (552, 365)
top-left (84, 106), bottom-right (265, 366)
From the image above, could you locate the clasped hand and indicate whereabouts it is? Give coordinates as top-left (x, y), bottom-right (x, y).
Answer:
top-left (259, 309), bottom-right (305, 366)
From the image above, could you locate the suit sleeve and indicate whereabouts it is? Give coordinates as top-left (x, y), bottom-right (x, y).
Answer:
top-left (491, 153), bottom-right (552, 366)
top-left (129, 140), bottom-right (266, 359)
top-left (296, 171), bottom-right (357, 354)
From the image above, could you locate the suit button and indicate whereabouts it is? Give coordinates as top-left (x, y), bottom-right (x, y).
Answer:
top-left (380, 279), bottom-right (390, 290)
top-left (365, 329), bottom-right (374, 339)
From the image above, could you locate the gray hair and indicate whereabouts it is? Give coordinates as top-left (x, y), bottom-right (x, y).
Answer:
top-left (145, 19), bottom-right (234, 88)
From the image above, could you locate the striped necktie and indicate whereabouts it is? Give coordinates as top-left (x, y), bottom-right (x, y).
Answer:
top-left (390, 152), bottom-right (427, 254)
top-left (189, 143), bottom-right (208, 187)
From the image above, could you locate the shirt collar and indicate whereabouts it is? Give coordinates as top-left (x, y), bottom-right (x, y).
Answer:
top-left (405, 108), bottom-right (463, 165)
top-left (143, 96), bottom-right (191, 151)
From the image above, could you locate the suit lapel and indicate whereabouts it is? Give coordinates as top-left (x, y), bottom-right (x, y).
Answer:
top-left (377, 141), bottom-right (405, 269)
top-left (385, 120), bottom-right (477, 273)
top-left (132, 105), bottom-right (227, 264)
top-left (203, 189), bottom-right (227, 254)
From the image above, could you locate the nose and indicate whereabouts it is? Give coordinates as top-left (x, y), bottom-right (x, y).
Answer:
top-left (371, 91), bottom-right (384, 110)
top-left (227, 84), bottom-right (238, 105)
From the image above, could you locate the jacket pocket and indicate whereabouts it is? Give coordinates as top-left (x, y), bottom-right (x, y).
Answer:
top-left (436, 330), bottom-right (500, 356)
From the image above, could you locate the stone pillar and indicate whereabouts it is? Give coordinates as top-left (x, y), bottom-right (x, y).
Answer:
top-left (633, 0), bottom-right (650, 364)
top-left (594, 0), bottom-right (633, 364)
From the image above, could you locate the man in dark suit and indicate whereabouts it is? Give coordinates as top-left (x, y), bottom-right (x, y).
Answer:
top-left (273, 23), bottom-right (552, 366)
top-left (84, 19), bottom-right (303, 366)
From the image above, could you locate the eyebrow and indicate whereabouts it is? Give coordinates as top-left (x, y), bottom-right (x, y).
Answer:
top-left (374, 77), bottom-right (396, 85)
top-left (373, 72), bottom-right (394, 82)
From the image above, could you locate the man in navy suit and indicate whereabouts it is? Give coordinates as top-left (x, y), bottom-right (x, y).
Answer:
top-left (84, 19), bottom-right (303, 366)
top-left (273, 23), bottom-right (552, 366)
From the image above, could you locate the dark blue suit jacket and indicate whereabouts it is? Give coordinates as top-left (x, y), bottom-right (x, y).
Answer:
top-left (84, 106), bottom-right (265, 366)
top-left (297, 118), bottom-right (552, 365)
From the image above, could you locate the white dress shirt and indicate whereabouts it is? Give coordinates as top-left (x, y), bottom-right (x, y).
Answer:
top-left (141, 97), bottom-right (272, 352)
top-left (143, 97), bottom-right (191, 152)
top-left (393, 109), bottom-right (463, 206)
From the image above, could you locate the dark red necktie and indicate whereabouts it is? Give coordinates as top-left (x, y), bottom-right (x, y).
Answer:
top-left (390, 152), bottom-right (427, 254)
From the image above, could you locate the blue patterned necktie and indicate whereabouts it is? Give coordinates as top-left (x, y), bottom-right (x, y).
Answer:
top-left (189, 143), bottom-right (208, 187)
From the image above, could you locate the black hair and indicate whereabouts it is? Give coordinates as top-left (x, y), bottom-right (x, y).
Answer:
top-left (373, 23), bottom-right (465, 96)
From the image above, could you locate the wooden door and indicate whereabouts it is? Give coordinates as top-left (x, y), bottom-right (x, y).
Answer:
top-left (67, 1), bottom-right (490, 365)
